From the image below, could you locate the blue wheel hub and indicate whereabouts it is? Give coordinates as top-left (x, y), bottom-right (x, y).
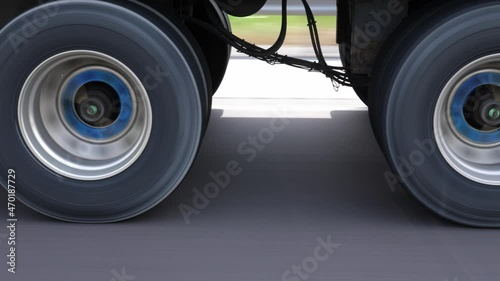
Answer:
top-left (450, 72), bottom-right (500, 144)
top-left (61, 69), bottom-right (133, 140)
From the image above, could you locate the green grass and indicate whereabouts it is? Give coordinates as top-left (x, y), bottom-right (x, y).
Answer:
top-left (229, 15), bottom-right (337, 45)
top-left (229, 15), bottom-right (337, 33)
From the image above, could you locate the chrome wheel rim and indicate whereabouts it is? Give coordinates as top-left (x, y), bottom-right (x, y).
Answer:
top-left (434, 54), bottom-right (500, 185)
top-left (18, 50), bottom-right (152, 181)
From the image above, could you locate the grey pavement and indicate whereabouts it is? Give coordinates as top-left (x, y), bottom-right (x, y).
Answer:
top-left (0, 58), bottom-right (498, 281)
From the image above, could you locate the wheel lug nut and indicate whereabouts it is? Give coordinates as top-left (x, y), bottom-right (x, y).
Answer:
top-left (488, 107), bottom-right (500, 119)
top-left (86, 105), bottom-right (98, 116)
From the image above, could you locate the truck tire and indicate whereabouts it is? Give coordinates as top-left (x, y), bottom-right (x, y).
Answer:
top-left (0, 1), bottom-right (209, 222)
top-left (369, 0), bottom-right (500, 227)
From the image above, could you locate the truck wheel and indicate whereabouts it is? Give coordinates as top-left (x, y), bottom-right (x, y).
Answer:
top-left (0, 1), bottom-right (209, 222)
top-left (369, 0), bottom-right (500, 227)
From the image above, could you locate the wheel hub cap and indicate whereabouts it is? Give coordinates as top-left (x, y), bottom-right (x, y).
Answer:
top-left (434, 54), bottom-right (500, 185)
top-left (18, 50), bottom-right (153, 181)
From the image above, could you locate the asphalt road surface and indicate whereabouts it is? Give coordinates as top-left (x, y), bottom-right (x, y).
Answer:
top-left (1, 56), bottom-right (499, 281)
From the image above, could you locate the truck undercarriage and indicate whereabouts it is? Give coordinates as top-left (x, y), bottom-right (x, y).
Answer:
top-left (1, 0), bottom-right (500, 227)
